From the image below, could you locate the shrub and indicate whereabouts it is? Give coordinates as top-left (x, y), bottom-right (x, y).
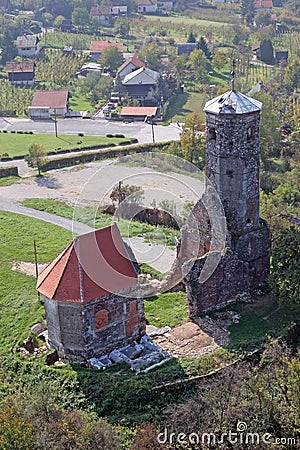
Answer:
top-left (17, 131), bottom-right (23, 134)
top-left (106, 133), bottom-right (113, 138)
top-left (78, 132), bottom-right (84, 136)
top-left (2, 130), bottom-right (7, 133)
top-left (114, 133), bottom-right (125, 138)
top-left (10, 130), bottom-right (16, 133)
top-left (77, 141), bottom-right (82, 144)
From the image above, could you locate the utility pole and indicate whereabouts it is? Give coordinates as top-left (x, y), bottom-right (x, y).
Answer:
top-left (117, 180), bottom-right (122, 221)
top-left (54, 108), bottom-right (58, 137)
top-left (34, 240), bottom-right (40, 301)
top-left (151, 116), bottom-right (155, 143)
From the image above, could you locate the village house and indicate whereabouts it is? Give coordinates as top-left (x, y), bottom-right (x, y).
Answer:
top-left (158, 0), bottom-right (174, 10)
top-left (119, 106), bottom-right (158, 121)
top-left (254, 0), bottom-right (273, 12)
top-left (29, 90), bottom-right (70, 119)
top-left (16, 34), bottom-right (40, 57)
top-left (90, 4), bottom-right (127, 25)
top-left (90, 40), bottom-right (123, 62)
top-left (177, 42), bottom-right (197, 56)
top-left (36, 224), bottom-right (146, 362)
top-left (121, 66), bottom-right (160, 104)
top-left (60, 19), bottom-right (73, 32)
top-left (6, 61), bottom-right (35, 85)
top-left (117, 53), bottom-right (145, 80)
top-left (135, 0), bottom-right (158, 14)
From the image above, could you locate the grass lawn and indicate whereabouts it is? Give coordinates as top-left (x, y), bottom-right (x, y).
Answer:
top-left (144, 292), bottom-right (188, 328)
top-left (0, 210), bottom-right (72, 355)
top-left (0, 176), bottom-right (20, 186)
top-left (145, 14), bottom-right (231, 28)
top-left (69, 86), bottom-right (94, 112)
top-left (22, 198), bottom-right (179, 248)
top-left (214, 295), bottom-right (300, 352)
top-left (0, 133), bottom-right (131, 157)
top-left (165, 91), bottom-right (209, 122)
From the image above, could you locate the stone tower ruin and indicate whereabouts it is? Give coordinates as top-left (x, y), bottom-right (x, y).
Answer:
top-left (184, 76), bottom-right (270, 315)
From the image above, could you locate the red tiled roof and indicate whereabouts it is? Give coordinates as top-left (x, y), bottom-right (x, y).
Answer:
top-left (90, 40), bottom-right (123, 54)
top-left (118, 53), bottom-right (145, 73)
top-left (120, 106), bottom-right (157, 116)
top-left (31, 90), bottom-right (69, 108)
top-left (37, 224), bottom-right (138, 302)
top-left (254, 0), bottom-right (273, 8)
top-left (6, 61), bottom-right (35, 73)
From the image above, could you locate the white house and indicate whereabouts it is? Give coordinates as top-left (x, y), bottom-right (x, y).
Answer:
top-left (135, 0), bottom-right (158, 14)
top-left (29, 90), bottom-right (70, 118)
top-left (16, 35), bottom-right (40, 57)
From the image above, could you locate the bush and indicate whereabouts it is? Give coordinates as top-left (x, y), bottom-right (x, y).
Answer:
top-left (114, 133), bottom-right (125, 138)
top-left (29, 131), bottom-right (34, 134)
top-left (10, 130), bottom-right (16, 133)
top-left (17, 131), bottom-right (23, 134)
top-left (78, 132), bottom-right (85, 136)
top-left (106, 133), bottom-right (113, 138)
top-left (77, 141), bottom-right (82, 144)
top-left (2, 130), bottom-right (7, 133)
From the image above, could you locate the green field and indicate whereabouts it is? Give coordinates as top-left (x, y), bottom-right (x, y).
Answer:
top-left (144, 13), bottom-right (232, 28)
top-left (0, 133), bottom-right (131, 157)
top-left (22, 198), bottom-right (179, 248)
top-left (165, 91), bottom-right (209, 122)
top-left (0, 210), bottom-right (72, 355)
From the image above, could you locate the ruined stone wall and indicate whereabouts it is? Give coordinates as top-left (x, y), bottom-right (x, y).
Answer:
top-left (44, 284), bottom-right (146, 362)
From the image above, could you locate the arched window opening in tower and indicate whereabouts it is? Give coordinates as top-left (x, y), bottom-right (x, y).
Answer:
top-left (208, 127), bottom-right (216, 141)
top-left (247, 127), bottom-right (254, 142)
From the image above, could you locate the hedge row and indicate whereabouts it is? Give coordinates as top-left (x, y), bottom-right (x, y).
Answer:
top-left (40, 142), bottom-right (169, 171)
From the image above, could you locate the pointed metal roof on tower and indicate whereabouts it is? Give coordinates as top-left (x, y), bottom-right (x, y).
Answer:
top-left (204, 68), bottom-right (262, 115)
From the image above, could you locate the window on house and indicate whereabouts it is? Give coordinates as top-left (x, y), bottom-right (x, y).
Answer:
top-left (247, 127), bottom-right (254, 142)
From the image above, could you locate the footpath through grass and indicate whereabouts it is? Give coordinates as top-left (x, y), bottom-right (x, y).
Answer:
top-left (0, 133), bottom-right (131, 157)
top-left (0, 210), bottom-right (72, 355)
top-left (22, 198), bottom-right (179, 249)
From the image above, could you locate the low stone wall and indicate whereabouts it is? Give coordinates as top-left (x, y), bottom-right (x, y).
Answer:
top-left (0, 166), bottom-right (19, 178)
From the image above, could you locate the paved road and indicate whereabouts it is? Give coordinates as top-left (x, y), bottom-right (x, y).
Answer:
top-left (0, 117), bottom-right (181, 143)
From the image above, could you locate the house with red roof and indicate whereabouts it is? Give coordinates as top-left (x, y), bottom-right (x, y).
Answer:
top-left (6, 61), bottom-right (35, 85)
top-left (37, 224), bottom-right (146, 362)
top-left (90, 40), bottom-right (123, 62)
top-left (120, 106), bottom-right (158, 121)
top-left (254, 0), bottom-right (273, 12)
top-left (29, 90), bottom-right (70, 118)
top-left (117, 53), bottom-right (145, 80)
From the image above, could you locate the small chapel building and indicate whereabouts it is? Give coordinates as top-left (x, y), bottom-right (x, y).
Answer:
top-left (37, 224), bottom-right (146, 363)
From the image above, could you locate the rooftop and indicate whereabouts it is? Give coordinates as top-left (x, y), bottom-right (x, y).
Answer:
top-left (16, 34), bottom-right (38, 48)
top-left (204, 90), bottom-right (262, 115)
top-left (120, 106), bottom-right (158, 116)
top-left (31, 90), bottom-right (69, 109)
top-left (90, 40), bottom-right (123, 54)
top-left (6, 61), bottom-right (35, 73)
top-left (118, 53), bottom-right (145, 73)
top-left (37, 224), bottom-right (138, 302)
top-left (122, 66), bottom-right (160, 85)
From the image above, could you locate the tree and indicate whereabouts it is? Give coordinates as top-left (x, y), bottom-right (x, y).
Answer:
top-left (284, 59), bottom-right (300, 91)
top-left (101, 46), bottom-right (123, 72)
top-left (138, 42), bottom-right (162, 71)
top-left (212, 49), bottom-right (228, 70)
top-left (72, 7), bottom-right (91, 29)
top-left (255, 10), bottom-right (272, 27)
top-left (241, 0), bottom-right (255, 25)
top-left (180, 112), bottom-right (205, 166)
top-left (187, 31), bottom-right (196, 43)
top-left (271, 227), bottom-right (300, 305)
top-left (25, 143), bottom-right (47, 176)
top-left (198, 37), bottom-right (212, 60)
top-left (188, 48), bottom-right (209, 82)
top-left (259, 39), bottom-right (275, 65)
top-left (53, 15), bottom-right (65, 28)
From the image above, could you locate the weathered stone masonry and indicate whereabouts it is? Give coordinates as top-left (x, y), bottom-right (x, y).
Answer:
top-left (184, 87), bottom-right (270, 315)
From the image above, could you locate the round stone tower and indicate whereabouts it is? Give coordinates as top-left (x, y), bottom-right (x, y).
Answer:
top-left (184, 76), bottom-right (270, 314)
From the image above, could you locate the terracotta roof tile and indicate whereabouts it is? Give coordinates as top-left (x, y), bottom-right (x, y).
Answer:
top-left (37, 224), bottom-right (138, 302)
top-left (90, 40), bottom-right (123, 54)
top-left (118, 53), bottom-right (145, 73)
top-left (6, 61), bottom-right (35, 73)
top-left (31, 90), bottom-right (69, 109)
top-left (120, 106), bottom-right (157, 116)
